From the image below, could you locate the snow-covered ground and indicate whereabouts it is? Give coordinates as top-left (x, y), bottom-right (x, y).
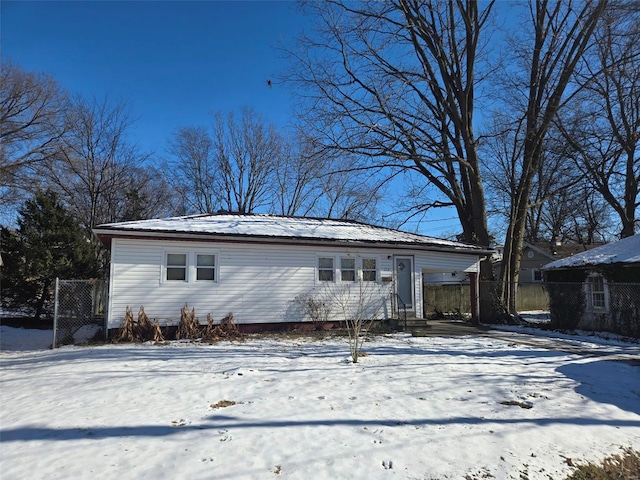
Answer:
top-left (1, 325), bottom-right (639, 480)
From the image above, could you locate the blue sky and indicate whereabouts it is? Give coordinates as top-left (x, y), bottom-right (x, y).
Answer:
top-left (3, 1), bottom-right (305, 151)
top-left (3, 0), bottom-right (465, 236)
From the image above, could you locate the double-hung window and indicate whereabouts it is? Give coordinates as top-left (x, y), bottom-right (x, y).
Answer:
top-left (166, 253), bottom-right (187, 281)
top-left (318, 257), bottom-right (334, 282)
top-left (586, 274), bottom-right (607, 311)
top-left (341, 257), bottom-right (356, 282)
top-left (165, 251), bottom-right (217, 283)
top-left (196, 254), bottom-right (216, 281)
top-left (362, 258), bottom-right (377, 282)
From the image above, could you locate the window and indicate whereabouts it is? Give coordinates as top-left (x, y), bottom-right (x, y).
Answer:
top-left (586, 274), bottom-right (607, 311)
top-left (166, 253), bottom-right (187, 281)
top-left (164, 250), bottom-right (218, 284)
top-left (532, 269), bottom-right (543, 282)
top-left (196, 254), bottom-right (216, 281)
top-left (318, 257), bottom-right (334, 282)
top-left (362, 258), bottom-right (377, 282)
top-left (341, 257), bottom-right (356, 282)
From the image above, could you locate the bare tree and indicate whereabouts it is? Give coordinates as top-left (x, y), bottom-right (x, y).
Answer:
top-left (563, 185), bottom-right (613, 244)
top-left (315, 154), bottom-right (386, 222)
top-left (319, 276), bottom-right (391, 363)
top-left (557, 5), bottom-right (640, 239)
top-left (483, 118), bottom-right (590, 245)
top-left (0, 61), bottom-right (68, 209)
top-left (212, 108), bottom-right (281, 213)
top-left (288, 0), bottom-right (496, 320)
top-left (270, 135), bottom-right (323, 217)
top-left (103, 165), bottom-right (176, 223)
top-left (165, 125), bottom-right (219, 214)
top-left (497, 0), bottom-right (607, 314)
top-left (166, 108), bottom-right (281, 214)
top-left (44, 96), bottom-right (153, 230)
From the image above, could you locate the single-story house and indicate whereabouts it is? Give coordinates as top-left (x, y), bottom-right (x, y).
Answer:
top-left (93, 213), bottom-right (493, 333)
top-left (543, 234), bottom-right (640, 337)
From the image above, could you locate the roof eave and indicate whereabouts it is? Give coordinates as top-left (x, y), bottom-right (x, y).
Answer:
top-left (92, 228), bottom-right (493, 256)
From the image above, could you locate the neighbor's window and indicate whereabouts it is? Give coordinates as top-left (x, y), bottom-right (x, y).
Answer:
top-left (318, 257), bottom-right (334, 282)
top-left (586, 274), bottom-right (607, 311)
top-left (362, 258), bottom-right (377, 282)
top-left (196, 254), bottom-right (216, 281)
top-left (341, 257), bottom-right (356, 282)
top-left (532, 269), bottom-right (543, 282)
top-left (166, 253), bottom-right (187, 281)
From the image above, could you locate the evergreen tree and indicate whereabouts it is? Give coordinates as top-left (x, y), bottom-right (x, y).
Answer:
top-left (0, 190), bottom-right (100, 319)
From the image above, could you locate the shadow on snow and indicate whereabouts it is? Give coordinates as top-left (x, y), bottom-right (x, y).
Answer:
top-left (2, 413), bottom-right (639, 443)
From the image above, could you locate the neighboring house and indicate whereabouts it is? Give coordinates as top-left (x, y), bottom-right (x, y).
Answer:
top-left (543, 234), bottom-right (640, 337)
top-left (93, 213), bottom-right (492, 333)
top-left (493, 242), bottom-right (601, 284)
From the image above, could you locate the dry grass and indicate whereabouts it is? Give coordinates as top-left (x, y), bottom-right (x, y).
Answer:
top-left (113, 306), bottom-right (163, 343)
top-left (201, 313), bottom-right (244, 342)
top-left (136, 307), bottom-right (164, 342)
top-left (210, 400), bottom-right (242, 409)
top-left (176, 305), bottom-right (200, 340)
top-left (565, 447), bottom-right (640, 480)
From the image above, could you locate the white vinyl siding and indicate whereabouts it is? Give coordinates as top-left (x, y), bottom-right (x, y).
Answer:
top-left (106, 238), bottom-right (482, 329)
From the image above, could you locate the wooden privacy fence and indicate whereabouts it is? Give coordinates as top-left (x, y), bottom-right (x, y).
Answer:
top-left (423, 282), bottom-right (549, 316)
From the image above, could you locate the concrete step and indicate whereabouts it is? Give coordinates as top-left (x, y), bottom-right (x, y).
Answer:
top-left (390, 317), bottom-right (430, 331)
top-left (404, 317), bottom-right (429, 326)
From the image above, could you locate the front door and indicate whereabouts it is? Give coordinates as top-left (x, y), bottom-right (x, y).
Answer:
top-left (395, 256), bottom-right (414, 311)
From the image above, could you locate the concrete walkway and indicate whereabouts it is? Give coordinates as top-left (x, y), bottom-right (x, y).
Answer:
top-left (409, 319), bottom-right (491, 337)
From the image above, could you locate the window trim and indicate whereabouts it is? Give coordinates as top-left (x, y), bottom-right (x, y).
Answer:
top-left (195, 253), bottom-right (216, 282)
top-left (340, 257), bottom-right (356, 283)
top-left (585, 273), bottom-right (608, 312)
top-left (532, 268), bottom-right (543, 282)
top-left (162, 249), bottom-right (219, 284)
top-left (361, 257), bottom-right (378, 282)
top-left (317, 256), bottom-right (335, 283)
top-left (316, 254), bottom-right (381, 284)
top-left (165, 252), bottom-right (188, 282)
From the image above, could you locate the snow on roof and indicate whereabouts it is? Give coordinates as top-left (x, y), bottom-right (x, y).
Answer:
top-left (94, 213), bottom-right (489, 253)
top-left (544, 234), bottom-right (640, 269)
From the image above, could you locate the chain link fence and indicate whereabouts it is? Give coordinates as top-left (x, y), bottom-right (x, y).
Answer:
top-left (53, 278), bottom-right (107, 348)
top-left (475, 280), bottom-right (638, 337)
top-left (545, 281), bottom-right (640, 337)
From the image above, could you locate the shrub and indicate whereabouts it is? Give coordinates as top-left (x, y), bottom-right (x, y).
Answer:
top-left (293, 292), bottom-right (331, 330)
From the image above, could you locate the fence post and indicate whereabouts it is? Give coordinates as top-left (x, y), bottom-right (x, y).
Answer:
top-left (103, 280), bottom-right (108, 341)
top-left (469, 273), bottom-right (479, 325)
top-left (52, 277), bottom-right (59, 349)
